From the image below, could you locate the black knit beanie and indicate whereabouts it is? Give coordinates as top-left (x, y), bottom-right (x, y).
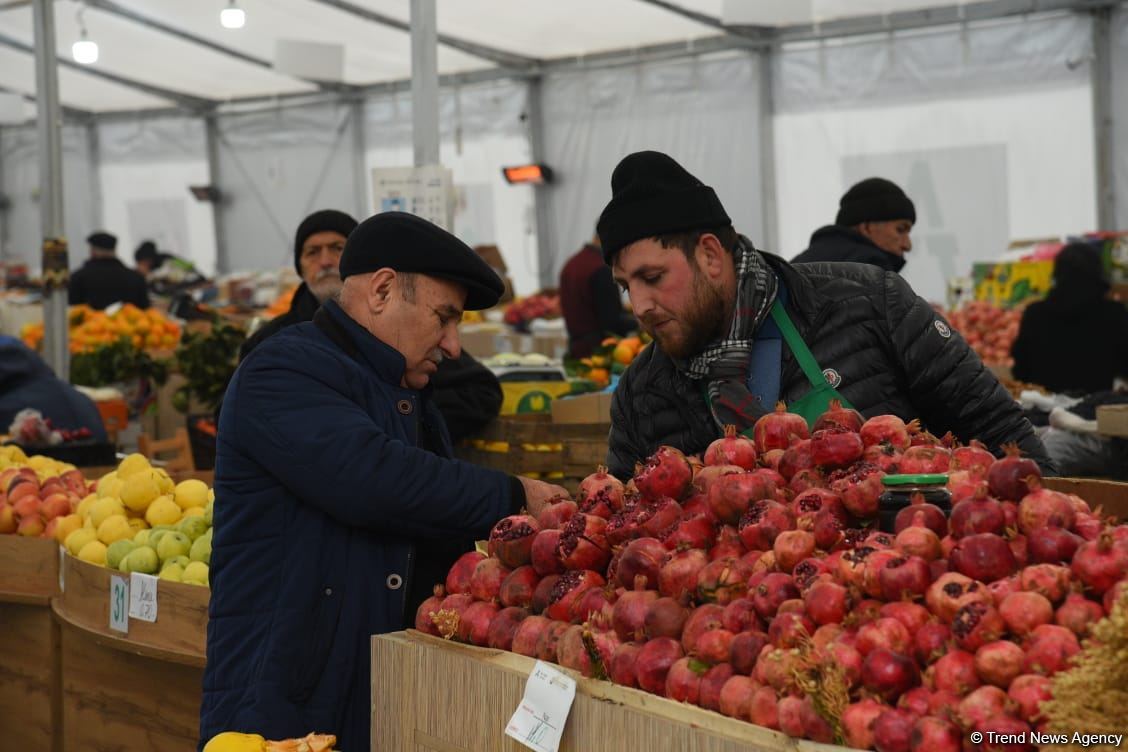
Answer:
top-left (836, 178), bottom-right (916, 227)
top-left (596, 151), bottom-right (731, 264)
top-left (293, 209), bottom-right (358, 273)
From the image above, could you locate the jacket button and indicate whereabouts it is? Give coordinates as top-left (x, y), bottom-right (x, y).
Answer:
top-left (386, 574), bottom-right (403, 590)
top-left (324, 587), bottom-right (332, 596)
top-left (396, 400), bottom-right (413, 415)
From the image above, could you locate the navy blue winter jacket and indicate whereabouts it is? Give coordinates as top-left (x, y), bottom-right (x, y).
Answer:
top-left (199, 301), bottom-right (520, 751)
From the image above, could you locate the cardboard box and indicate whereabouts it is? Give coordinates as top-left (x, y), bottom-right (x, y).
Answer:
top-left (1096, 404), bottom-right (1128, 438)
top-left (552, 391), bottom-right (613, 424)
top-left (499, 381), bottom-right (577, 415)
top-left (1042, 477), bottom-right (1128, 522)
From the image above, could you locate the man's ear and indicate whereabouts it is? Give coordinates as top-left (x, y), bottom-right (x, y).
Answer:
top-left (368, 268), bottom-right (396, 312)
top-left (695, 233), bottom-right (728, 280)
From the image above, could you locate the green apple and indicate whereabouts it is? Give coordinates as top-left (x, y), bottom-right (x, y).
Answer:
top-left (106, 539), bottom-right (137, 570)
top-left (189, 534), bottom-right (211, 566)
top-left (176, 516), bottom-right (209, 542)
top-left (156, 532), bottom-right (191, 563)
top-left (121, 545), bottom-right (159, 575)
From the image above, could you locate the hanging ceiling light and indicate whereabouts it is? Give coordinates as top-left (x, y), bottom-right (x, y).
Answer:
top-left (220, 1), bottom-right (246, 29)
top-left (71, 5), bottom-right (98, 65)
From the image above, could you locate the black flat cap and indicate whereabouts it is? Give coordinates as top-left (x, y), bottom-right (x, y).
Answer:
top-left (87, 231), bottom-right (117, 251)
top-left (597, 151), bottom-right (731, 264)
top-left (339, 212), bottom-right (504, 310)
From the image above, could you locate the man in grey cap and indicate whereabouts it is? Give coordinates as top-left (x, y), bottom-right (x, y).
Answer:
top-left (793, 177), bottom-right (916, 273)
top-left (68, 231), bottom-right (150, 309)
top-left (201, 212), bottom-right (568, 752)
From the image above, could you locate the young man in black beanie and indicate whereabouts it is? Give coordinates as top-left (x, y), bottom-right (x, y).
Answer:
top-left (597, 150), bottom-right (1052, 480)
top-left (792, 177), bottom-right (916, 273)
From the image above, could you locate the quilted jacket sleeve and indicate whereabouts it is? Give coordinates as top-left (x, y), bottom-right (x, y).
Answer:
top-left (607, 368), bottom-right (643, 481)
top-left (230, 347), bottom-right (517, 539)
top-left (882, 272), bottom-right (1056, 472)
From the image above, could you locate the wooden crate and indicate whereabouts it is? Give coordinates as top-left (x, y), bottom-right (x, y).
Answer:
top-left (372, 630), bottom-right (851, 752)
top-left (0, 536), bottom-right (62, 752)
top-left (53, 553), bottom-right (209, 752)
top-left (458, 415), bottom-right (609, 478)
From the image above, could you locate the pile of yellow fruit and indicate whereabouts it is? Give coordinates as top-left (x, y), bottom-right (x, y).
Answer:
top-left (61, 453), bottom-right (212, 587)
top-left (0, 445), bottom-right (75, 477)
top-left (20, 303), bottom-right (182, 354)
top-left (204, 732), bottom-right (337, 752)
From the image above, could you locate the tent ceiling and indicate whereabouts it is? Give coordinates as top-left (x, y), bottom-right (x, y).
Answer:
top-left (0, 0), bottom-right (1117, 115)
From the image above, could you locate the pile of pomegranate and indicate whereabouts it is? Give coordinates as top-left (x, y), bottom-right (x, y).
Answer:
top-left (945, 302), bottom-right (1023, 368)
top-left (417, 401), bottom-right (1128, 751)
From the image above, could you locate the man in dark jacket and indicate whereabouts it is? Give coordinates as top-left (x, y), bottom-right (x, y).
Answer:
top-left (0, 336), bottom-right (107, 441)
top-left (559, 232), bottom-right (637, 357)
top-left (597, 151), bottom-right (1052, 479)
top-left (68, 231), bottom-right (150, 310)
top-left (237, 209), bottom-right (503, 442)
top-left (134, 240), bottom-right (207, 294)
top-left (1012, 241), bottom-right (1128, 394)
top-left (792, 177), bottom-right (915, 273)
top-left (200, 212), bottom-right (567, 752)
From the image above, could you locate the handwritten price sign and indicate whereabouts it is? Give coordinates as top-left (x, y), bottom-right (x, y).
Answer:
top-left (505, 661), bottom-right (576, 752)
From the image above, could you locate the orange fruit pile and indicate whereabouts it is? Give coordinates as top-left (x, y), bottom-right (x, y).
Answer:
top-left (20, 304), bottom-right (181, 354)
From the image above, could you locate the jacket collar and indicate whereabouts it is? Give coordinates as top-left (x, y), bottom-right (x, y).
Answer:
top-left (761, 252), bottom-right (821, 328)
top-left (288, 282), bottom-right (324, 320)
top-left (315, 300), bottom-right (407, 387)
top-left (808, 225), bottom-right (906, 273)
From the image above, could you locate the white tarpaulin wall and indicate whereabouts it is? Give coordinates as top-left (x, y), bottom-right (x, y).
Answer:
top-left (539, 52), bottom-right (768, 283)
top-left (1114, 6), bottom-right (1128, 230)
top-left (773, 13), bottom-right (1097, 304)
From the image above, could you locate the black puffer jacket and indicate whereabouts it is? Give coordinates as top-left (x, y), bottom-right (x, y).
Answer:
top-left (607, 254), bottom-right (1053, 479)
top-left (792, 225), bottom-right (906, 273)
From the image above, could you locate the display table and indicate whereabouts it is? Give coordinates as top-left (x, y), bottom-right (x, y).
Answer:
top-left (371, 630), bottom-right (849, 752)
top-left (0, 535), bottom-right (61, 751)
top-left (52, 553), bottom-right (208, 751)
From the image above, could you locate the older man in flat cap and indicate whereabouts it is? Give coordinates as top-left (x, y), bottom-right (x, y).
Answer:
top-left (200, 213), bottom-right (568, 751)
top-left (68, 231), bottom-right (150, 310)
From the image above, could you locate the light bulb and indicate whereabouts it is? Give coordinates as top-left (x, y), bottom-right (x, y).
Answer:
top-left (72, 38), bottom-right (99, 65)
top-left (220, 6), bottom-right (245, 29)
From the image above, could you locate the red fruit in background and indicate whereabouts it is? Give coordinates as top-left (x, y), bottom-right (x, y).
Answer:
top-left (611, 576), bottom-right (658, 641)
top-left (1008, 674), bottom-right (1051, 724)
top-left (864, 443), bottom-right (904, 473)
top-left (658, 548), bottom-right (708, 599)
top-left (664, 656), bottom-right (704, 703)
top-left (909, 716), bottom-right (962, 752)
top-left (707, 669), bottom-right (744, 716)
top-left (729, 631), bottom-right (768, 675)
top-left (608, 641), bottom-right (642, 687)
top-left (974, 640), bottom-right (1025, 688)
top-left (0, 503), bottom-right (16, 534)
top-left (635, 637), bottom-right (684, 697)
top-left (949, 471), bottom-right (986, 505)
top-left (556, 624), bottom-right (596, 677)
top-left (1027, 526), bottom-right (1082, 564)
top-left (814, 399), bottom-right (864, 432)
top-left (577, 465), bottom-right (625, 517)
top-left (879, 555), bottom-right (933, 601)
top-left (768, 611), bottom-right (815, 649)
top-left (986, 445), bottom-right (1041, 502)
top-left (951, 441), bottom-right (996, 475)
top-left (927, 573), bottom-right (991, 623)
top-left (499, 566), bottom-right (540, 609)
top-left (791, 557), bottom-right (828, 592)
top-left (987, 576), bottom-right (1019, 608)
top-left (790, 488), bottom-right (843, 528)
top-left (662, 514), bottom-right (717, 552)
top-left (530, 575), bottom-right (559, 615)
top-left (704, 425), bottom-right (758, 470)
top-left (998, 591), bottom-right (1053, 637)
top-left (950, 490), bottom-right (1005, 538)
top-left (1074, 514), bottom-right (1104, 541)
top-left (457, 601), bottom-right (499, 646)
top-left (753, 401), bottom-right (809, 454)
top-left (857, 617), bottom-right (913, 657)
top-left (644, 596), bottom-right (689, 640)
top-left (873, 709), bottom-right (916, 752)
top-left (556, 513), bottom-right (611, 572)
top-left (880, 601), bottom-right (931, 635)
top-left (1018, 563), bottom-right (1072, 604)
top-left (693, 628), bottom-right (736, 664)
top-left (570, 585), bottom-right (613, 625)
top-left (812, 508), bottom-right (846, 550)
top-left (863, 648), bottom-right (921, 701)
top-left (899, 445), bottom-right (951, 474)
top-left (11, 495), bottom-right (40, 520)
top-left (863, 549), bottom-right (904, 598)
top-left (930, 649), bottom-right (980, 694)
top-left (895, 521), bottom-right (943, 561)
top-left (488, 515), bottom-right (540, 568)
top-left (761, 449), bottom-right (785, 471)
top-left (951, 602), bottom-right (1006, 652)
top-left (544, 569), bottom-right (605, 621)
top-left (414, 585), bottom-right (446, 636)
top-left (950, 533), bottom-right (1018, 583)
top-left (681, 604), bottom-right (725, 654)
top-left (957, 685), bottom-right (1009, 729)
top-left (535, 621), bottom-right (570, 662)
top-left (776, 695), bottom-right (807, 739)
top-left (708, 471), bottom-right (777, 525)
top-left (798, 695), bottom-right (837, 744)
top-left (696, 557), bottom-right (753, 604)
top-left (831, 462), bottom-right (885, 518)
top-left (469, 558), bottom-right (511, 602)
top-left (811, 426), bottom-right (864, 469)
top-left (635, 446), bottom-right (693, 501)
top-left (898, 686), bottom-right (932, 716)
top-left (861, 414), bottom-right (919, 451)
top-left (40, 493), bottom-right (72, 521)
top-left (692, 464), bottom-right (743, 497)
top-left (1016, 481), bottom-right (1075, 534)
top-left (842, 698), bottom-right (887, 750)
top-left (707, 524), bottom-right (745, 561)
top-left (753, 572), bottom-right (799, 620)
top-left (748, 685), bottom-right (781, 729)
top-left (1071, 532), bottom-right (1128, 595)
top-left (486, 606), bottom-right (529, 650)
top-left (536, 498), bottom-right (577, 530)
top-left (778, 439), bottom-right (815, 481)
top-left (737, 499), bottom-right (796, 550)
top-left (772, 530), bottom-right (815, 574)
top-left (615, 537), bottom-right (668, 589)
top-left (788, 467), bottom-right (827, 495)
top-left (530, 529), bottom-right (563, 576)
top-left (720, 597), bottom-right (761, 632)
top-left (1055, 592), bottom-right (1105, 637)
top-left (1022, 624), bottom-right (1080, 676)
top-left (913, 621), bottom-right (951, 665)
top-left (444, 551), bottom-right (485, 594)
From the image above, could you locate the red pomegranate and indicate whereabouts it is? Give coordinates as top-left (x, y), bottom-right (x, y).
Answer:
top-left (635, 446), bottom-right (693, 501)
top-left (534, 621), bottom-right (570, 662)
top-left (788, 467), bottom-right (828, 495)
top-left (657, 547), bottom-right (708, 599)
top-left (570, 585), bottom-right (613, 625)
top-left (544, 569), bottom-right (605, 621)
top-left (1017, 480), bottom-right (1076, 534)
top-left (718, 674), bottom-right (757, 718)
top-left (778, 439), bottom-right (815, 481)
top-left (730, 631), bottom-right (768, 675)
top-left (457, 601), bottom-right (500, 645)
top-left (708, 471), bottom-right (778, 525)
top-left (957, 685), bottom-right (1009, 729)
top-left (556, 513), bottom-right (611, 571)
top-left (880, 601), bottom-right (932, 634)
top-left (737, 499), bottom-right (796, 550)
top-left (929, 649), bottom-right (980, 694)
top-left (531, 575), bottom-right (560, 614)
top-left (510, 615), bottom-right (552, 657)
top-left (556, 624), bottom-right (596, 677)
top-left (830, 462), bottom-right (886, 518)
top-left (680, 603), bottom-right (725, 653)
top-left (615, 537), bottom-right (668, 590)
top-left (752, 572), bottom-right (799, 619)
top-left (813, 399), bottom-right (864, 432)
top-left (951, 602), bottom-right (1006, 652)
top-left (530, 529), bottom-right (564, 576)
top-left (696, 557), bottom-right (753, 604)
top-left (913, 621), bottom-right (951, 665)
top-left (926, 573), bottom-right (991, 622)
top-left (608, 641), bottom-right (643, 687)
top-left (803, 579), bottom-right (850, 626)
top-left (1071, 532), bottom-right (1128, 595)
top-left (489, 515), bottom-right (541, 568)
top-left (772, 529), bottom-right (816, 574)
top-left (879, 555), bottom-right (933, 601)
top-left (576, 465), bottom-right (626, 517)
top-left (634, 637), bottom-right (684, 696)
top-left (1022, 624), bottom-right (1080, 676)
top-left (635, 497), bottom-right (683, 538)
top-left (748, 685), bottom-right (781, 729)
top-left (485, 606), bottom-right (529, 650)
top-left (414, 585), bottom-right (446, 636)
top-left (704, 425), bottom-right (758, 469)
top-left (691, 463), bottom-right (743, 496)
top-left (986, 445), bottom-right (1041, 502)
top-left (752, 401), bottom-right (809, 454)
top-left (973, 640), bottom-right (1025, 688)
top-left (951, 440), bottom-right (996, 475)
top-left (499, 565), bottom-right (540, 608)
top-left (610, 576), bottom-right (659, 642)
top-left (1055, 592), bottom-right (1105, 637)
top-left (860, 414), bottom-right (919, 451)
top-left (664, 657), bottom-right (704, 703)
top-left (791, 557), bottom-right (829, 591)
top-left (768, 611), bottom-right (815, 649)
top-left (864, 442), bottom-right (904, 473)
top-left (998, 591), bottom-right (1053, 637)
top-left (872, 709), bottom-right (916, 752)
top-left (862, 648), bottom-right (921, 701)
top-left (661, 513), bottom-right (717, 551)
top-left (895, 517), bottom-right (943, 561)
top-left (535, 497), bottom-right (577, 530)
top-left (644, 596), bottom-right (690, 640)
top-left (909, 716), bottom-right (962, 752)
top-left (469, 557), bottom-right (511, 602)
top-left (811, 426), bottom-right (865, 469)
top-left (949, 533), bottom-right (1019, 583)
top-left (1027, 526), bottom-right (1083, 564)
top-left (1018, 563), bottom-right (1072, 604)
top-left (1007, 674), bottom-right (1051, 723)
top-left (857, 617), bottom-right (913, 657)
top-left (790, 487), bottom-right (844, 528)
top-left (842, 698), bottom-right (887, 750)
top-left (949, 489), bottom-right (1006, 538)
top-left (899, 445), bottom-right (951, 474)
top-left (444, 551), bottom-right (485, 594)
top-left (693, 628), bottom-right (736, 665)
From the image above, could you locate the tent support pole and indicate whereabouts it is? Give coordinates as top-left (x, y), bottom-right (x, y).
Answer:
top-left (86, 121), bottom-right (103, 230)
top-left (351, 98), bottom-right (368, 219)
top-left (205, 115), bottom-right (228, 275)
top-left (757, 49), bottom-right (779, 253)
top-left (410, 0), bottom-right (440, 168)
top-left (32, 0), bottom-right (68, 379)
top-left (1091, 5), bottom-right (1116, 230)
top-left (526, 76), bottom-right (555, 291)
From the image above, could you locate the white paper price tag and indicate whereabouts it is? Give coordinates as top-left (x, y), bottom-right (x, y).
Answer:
top-left (109, 575), bottom-right (129, 633)
top-left (128, 572), bottom-right (158, 622)
top-left (505, 661), bottom-right (576, 752)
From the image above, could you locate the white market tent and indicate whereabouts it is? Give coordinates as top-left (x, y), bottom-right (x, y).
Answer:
top-left (1, 0), bottom-right (1126, 304)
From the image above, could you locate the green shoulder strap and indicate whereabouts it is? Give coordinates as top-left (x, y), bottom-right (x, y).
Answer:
top-left (769, 299), bottom-right (829, 389)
